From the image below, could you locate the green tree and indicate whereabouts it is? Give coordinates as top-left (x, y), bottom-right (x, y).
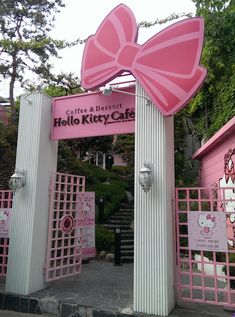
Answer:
top-left (174, 111), bottom-right (200, 186)
top-left (58, 136), bottom-right (113, 162)
top-left (0, 122), bottom-right (17, 188)
top-left (189, 0), bottom-right (235, 140)
top-left (42, 72), bottom-right (82, 96)
top-left (0, 0), bottom-right (66, 121)
top-left (113, 134), bottom-right (135, 168)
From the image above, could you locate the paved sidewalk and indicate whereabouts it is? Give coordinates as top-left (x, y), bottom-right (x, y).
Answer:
top-left (33, 260), bottom-right (133, 315)
top-left (0, 261), bottom-right (234, 316)
top-left (0, 310), bottom-right (42, 317)
top-left (26, 261), bottom-right (235, 316)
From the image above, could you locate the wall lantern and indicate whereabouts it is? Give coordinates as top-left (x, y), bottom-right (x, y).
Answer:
top-left (102, 84), bottom-right (151, 106)
top-left (139, 162), bottom-right (153, 193)
top-left (9, 170), bottom-right (26, 192)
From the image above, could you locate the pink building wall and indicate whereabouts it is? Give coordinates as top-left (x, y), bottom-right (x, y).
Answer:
top-left (0, 108), bottom-right (9, 126)
top-left (113, 154), bottom-right (127, 167)
top-left (192, 117), bottom-right (235, 187)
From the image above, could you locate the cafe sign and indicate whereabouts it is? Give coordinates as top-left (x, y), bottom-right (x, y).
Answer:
top-left (51, 86), bottom-right (135, 140)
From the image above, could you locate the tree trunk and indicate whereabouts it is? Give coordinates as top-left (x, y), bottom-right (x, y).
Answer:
top-left (9, 51), bottom-right (17, 124)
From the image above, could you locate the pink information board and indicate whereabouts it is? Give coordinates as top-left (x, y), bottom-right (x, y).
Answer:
top-left (77, 192), bottom-right (96, 258)
top-left (188, 211), bottom-right (228, 252)
top-left (51, 87), bottom-right (135, 140)
top-left (0, 209), bottom-right (12, 238)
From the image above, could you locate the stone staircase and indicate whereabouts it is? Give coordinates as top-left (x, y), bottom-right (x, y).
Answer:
top-left (103, 202), bottom-right (134, 263)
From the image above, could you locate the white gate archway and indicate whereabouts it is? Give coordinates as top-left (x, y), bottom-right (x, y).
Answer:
top-left (5, 85), bottom-right (175, 315)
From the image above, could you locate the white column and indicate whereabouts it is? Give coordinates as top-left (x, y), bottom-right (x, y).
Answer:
top-left (134, 82), bottom-right (175, 316)
top-left (6, 92), bottom-right (58, 295)
top-left (102, 153), bottom-right (106, 170)
top-left (95, 152), bottom-right (99, 166)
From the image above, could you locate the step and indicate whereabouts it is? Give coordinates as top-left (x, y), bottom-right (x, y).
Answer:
top-left (112, 213), bottom-right (133, 218)
top-left (108, 219), bottom-right (132, 225)
top-left (119, 205), bottom-right (134, 209)
top-left (103, 224), bottom-right (131, 230)
top-left (121, 256), bottom-right (134, 263)
top-left (121, 232), bottom-right (134, 239)
top-left (120, 202), bottom-right (134, 207)
top-left (102, 226), bottom-right (134, 234)
top-left (121, 239), bottom-right (134, 246)
top-left (121, 245), bottom-right (134, 251)
top-left (121, 250), bottom-right (134, 257)
top-left (114, 209), bottom-right (134, 215)
top-left (110, 215), bottom-right (133, 221)
top-left (119, 208), bottom-right (134, 213)
top-left (120, 228), bottom-right (134, 233)
top-left (120, 231), bottom-right (134, 237)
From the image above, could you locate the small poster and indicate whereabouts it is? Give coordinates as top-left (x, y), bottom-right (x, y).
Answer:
top-left (0, 209), bottom-right (12, 238)
top-left (82, 226), bottom-right (95, 256)
top-left (77, 192), bottom-right (96, 258)
top-left (188, 211), bottom-right (228, 252)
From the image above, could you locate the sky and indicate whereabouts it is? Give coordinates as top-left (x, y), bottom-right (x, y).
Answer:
top-left (0, 0), bottom-right (196, 98)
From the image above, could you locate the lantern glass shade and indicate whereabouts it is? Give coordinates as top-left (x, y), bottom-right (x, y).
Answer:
top-left (138, 163), bottom-right (153, 192)
top-left (102, 85), bottom-right (112, 96)
top-left (9, 170), bottom-right (26, 192)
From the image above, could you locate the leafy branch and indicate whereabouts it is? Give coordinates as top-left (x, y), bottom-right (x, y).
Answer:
top-left (70, 12), bottom-right (193, 44)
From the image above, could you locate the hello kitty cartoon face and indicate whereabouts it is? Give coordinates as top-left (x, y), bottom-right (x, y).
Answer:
top-left (0, 210), bottom-right (8, 223)
top-left (198, 213), bottom-right (215, 238)
top-left (219, 153), bottom-right (235, 248)
top-left (219, 173), bottom-right (235, 213)
top-left (83, 202), bottom-right (91, 214)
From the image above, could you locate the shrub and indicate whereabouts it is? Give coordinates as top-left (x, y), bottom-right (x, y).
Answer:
top-left (95, 225), bottom-right (114, 252)
top-left (229, 253), bottom-right (235, 289)
top-left (222, 253), bottom-right (235, 289)
top-left (58, 144), bottom-right (128, 220)
top-left (91, 180), bottom-right (127, 221)
top-left (112, 165), bottom-right (132, 176)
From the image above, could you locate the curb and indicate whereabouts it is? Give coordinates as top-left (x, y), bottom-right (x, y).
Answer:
top-left (0, 292), bottom-right (139, 317)
top-left (0, 292), bottom-right (233, 317)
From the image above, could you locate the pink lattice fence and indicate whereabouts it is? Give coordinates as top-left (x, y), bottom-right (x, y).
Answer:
top-left (176, 187), bottom-right (235, 308)
top-left (44, 172), bottom-right (86, 282)
top-left (0, 190), bottom-right (13, 276)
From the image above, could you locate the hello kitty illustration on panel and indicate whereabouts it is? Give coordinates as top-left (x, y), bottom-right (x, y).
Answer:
top-left (0, 210), bottom-right (9, 225)
top-left (83, 202), bottom-right (91, 215)
top-left (198, 213), bottom-right (216, 239)
top-left (219, 148), bottom-right (235, 249)
top-left (0, 208), bottom-right (12, 238)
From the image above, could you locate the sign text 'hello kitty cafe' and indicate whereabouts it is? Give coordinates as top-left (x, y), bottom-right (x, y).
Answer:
top-left (51, 87), bottom-right (135, 140)
top-left (188, 211), bottom-right (228, 252)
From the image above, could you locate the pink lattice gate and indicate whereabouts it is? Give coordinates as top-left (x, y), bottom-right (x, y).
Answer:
top-left (176, 187), bottom-right (235, 308)
top-left (44, 172), bottom-right (86, 282)
top-left (0, 190), bottom-right (13, 276)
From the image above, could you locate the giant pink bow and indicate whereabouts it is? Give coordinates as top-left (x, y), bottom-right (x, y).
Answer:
top-left (81, 4), bottom-right (207, 116)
